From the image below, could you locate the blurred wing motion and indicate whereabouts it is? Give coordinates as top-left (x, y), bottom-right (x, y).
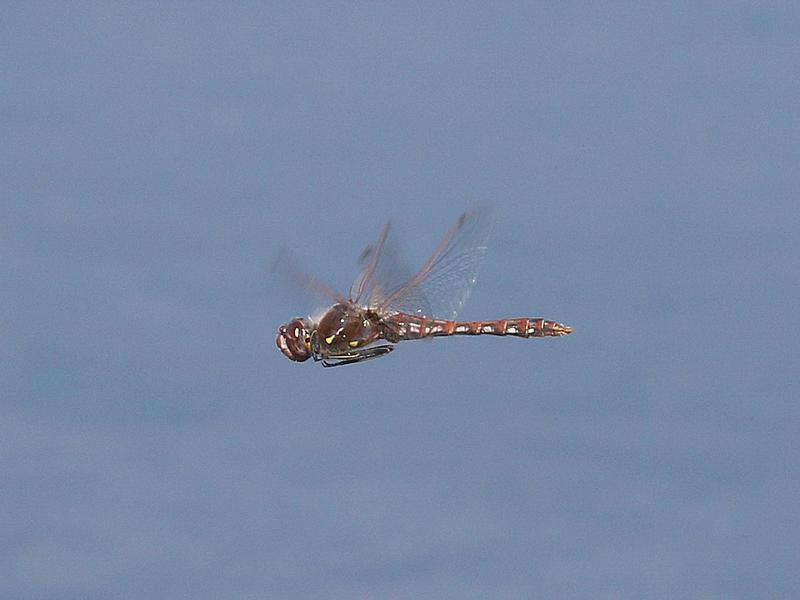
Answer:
top-left (349, 220), bottom-right (392, 306)
top-left (271, 244), bottom-right (347, 305)
top-left (352, 208), bottom-right (493, 319)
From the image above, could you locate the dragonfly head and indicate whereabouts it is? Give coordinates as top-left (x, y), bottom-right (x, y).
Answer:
top-left (276, 318), bottom-right (312, 362)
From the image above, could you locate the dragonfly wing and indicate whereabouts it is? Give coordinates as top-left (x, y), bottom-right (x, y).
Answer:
top-left (350, 221), bottom-right (433, 316)
top-left (272, 244), bottom-right (347, 305)
top-left (374, 208), bottom-right (494, 319)
top-left (350, 220), bottom-right (390, 304)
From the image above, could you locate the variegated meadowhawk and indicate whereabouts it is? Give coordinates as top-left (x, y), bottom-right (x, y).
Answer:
top-left (276, 209), bottom-right (573, 367)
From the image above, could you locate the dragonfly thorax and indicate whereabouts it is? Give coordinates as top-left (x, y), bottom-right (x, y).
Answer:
top-left (316, 303), bottom-right (381, 354)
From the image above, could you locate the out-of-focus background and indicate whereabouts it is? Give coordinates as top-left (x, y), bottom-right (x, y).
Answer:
top-left (3, 4), bottom-right (798, 598)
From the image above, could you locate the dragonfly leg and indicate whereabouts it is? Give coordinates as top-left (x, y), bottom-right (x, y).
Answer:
top-left (310, 331), bottom-right (325, 363)
top-left (321, 344), bottom-right (394, 367)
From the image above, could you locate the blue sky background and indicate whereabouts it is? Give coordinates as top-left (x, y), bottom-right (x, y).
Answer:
top-left (3, 3), bottom-right (799, 598)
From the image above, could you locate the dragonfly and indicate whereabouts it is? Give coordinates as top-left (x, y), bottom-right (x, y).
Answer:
top-left (276, 209), bottom-right (573, 367)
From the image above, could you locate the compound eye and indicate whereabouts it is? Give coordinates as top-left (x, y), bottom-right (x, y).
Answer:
top-left (277, 319), bottom-right (311, 362)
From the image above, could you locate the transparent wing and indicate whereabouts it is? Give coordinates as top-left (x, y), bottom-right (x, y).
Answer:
top-left (350, 221), bottom-right (391, 304)
top-left (349, 221), bottom-right (433, 315)
top-left (272, 244), bottom-right (347, 305)
top-left (354, 208), bottom-right (493, 319)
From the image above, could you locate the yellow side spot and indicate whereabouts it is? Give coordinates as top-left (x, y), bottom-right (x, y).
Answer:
top-left (325, 335), bottom-right (336, 344)
top-left (349, 340), bottom-right (360, 347)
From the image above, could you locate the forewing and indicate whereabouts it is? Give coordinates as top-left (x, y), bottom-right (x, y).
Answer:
top-left (350, 221), bottom-right (390, 304)
top-left (272, 244), bottom-right (347, 306)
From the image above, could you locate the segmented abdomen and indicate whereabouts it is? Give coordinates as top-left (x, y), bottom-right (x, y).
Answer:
top-left (383, 315), bottom-right (573, 341)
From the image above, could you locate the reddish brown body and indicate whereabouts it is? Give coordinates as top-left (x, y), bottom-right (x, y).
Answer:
top-left (275, 210), bottom-right (573, 367)
top-left (381, 313), bottom-right (573, 341)
top-left (277, 302), bottom-right (573, 366)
